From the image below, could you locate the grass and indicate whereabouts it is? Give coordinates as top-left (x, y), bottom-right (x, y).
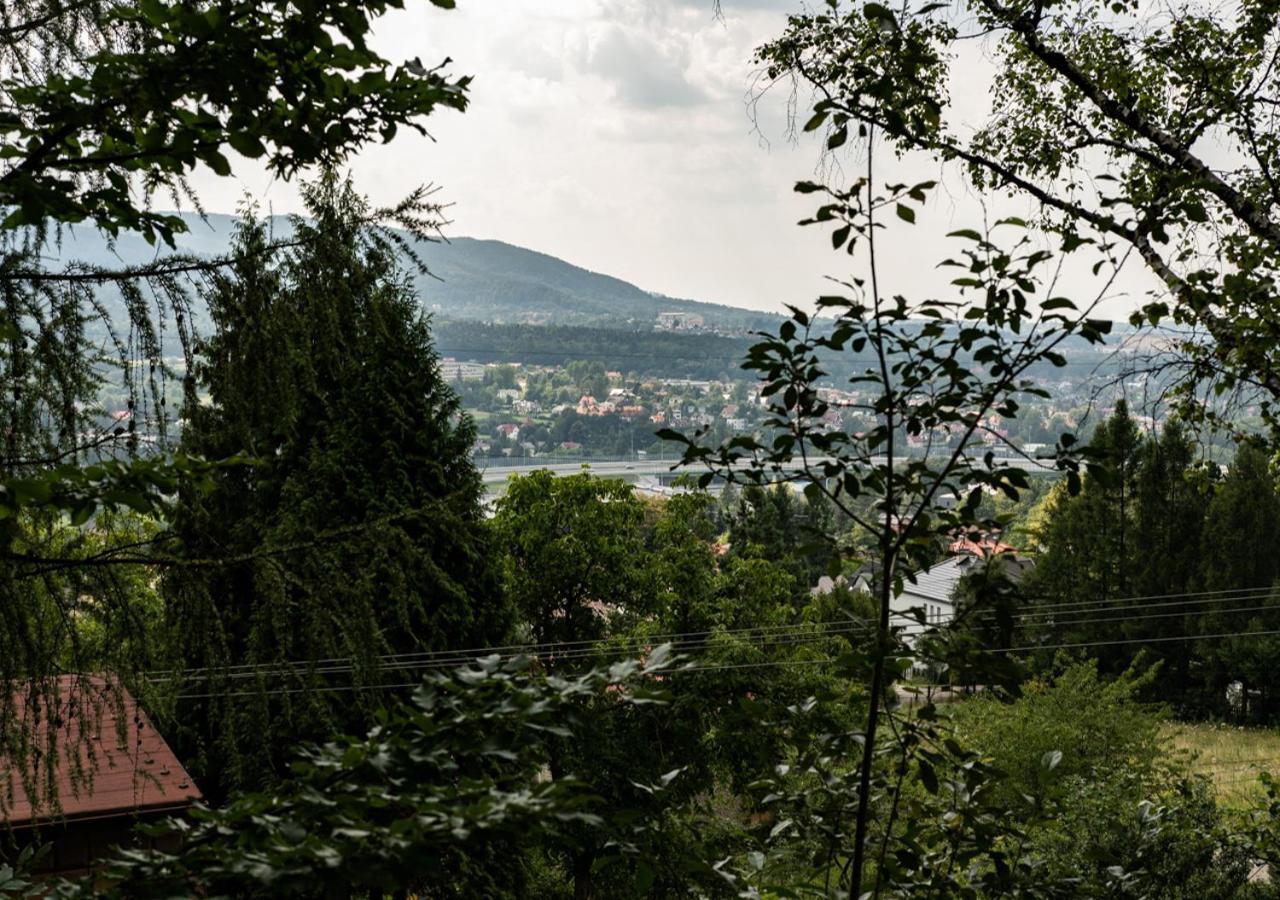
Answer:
top-left (1162, 720), bottom-right (1280, 809)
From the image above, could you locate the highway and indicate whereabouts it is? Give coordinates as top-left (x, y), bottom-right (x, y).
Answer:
top-left (477, 454), bottom-right (1058, 487)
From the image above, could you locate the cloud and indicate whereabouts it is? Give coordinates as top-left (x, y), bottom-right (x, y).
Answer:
top-left (587, 25), bottom-right (708, 109)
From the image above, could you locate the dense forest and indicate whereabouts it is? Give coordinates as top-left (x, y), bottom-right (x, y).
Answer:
top-left (434, 320), bottom-right (758, 380)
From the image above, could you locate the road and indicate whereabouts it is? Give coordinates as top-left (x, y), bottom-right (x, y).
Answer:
top-left (477, 454), bottom-right (1056, 487)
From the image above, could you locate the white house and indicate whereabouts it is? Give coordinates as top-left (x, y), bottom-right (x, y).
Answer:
top-left (894, 555), bottom-right (973, 627)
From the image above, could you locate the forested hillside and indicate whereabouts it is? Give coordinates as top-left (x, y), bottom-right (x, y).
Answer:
top-left (52, 212), bottom-right (780, 331)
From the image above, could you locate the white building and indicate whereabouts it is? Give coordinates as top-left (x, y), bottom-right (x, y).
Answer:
top-left (894, 556), bottom-right (972, 627)
top-left (440, 358), bottom-right (486, 381)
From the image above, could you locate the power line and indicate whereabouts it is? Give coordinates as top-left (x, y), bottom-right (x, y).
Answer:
top-left (149, 585), bottom-right (1280, 687)
top-left (174, 654), bottom-right (847, 701)
top-left (162, 625), bottom-right (874, 690)
top-left (998, 585), bottom-right (1280, 617)
top-left (148, 617), bottom-right (878, 682)
top-left (993, 627), bottom-right (1280, 655)
top-left (164, 619), bottom-right (1280, 701)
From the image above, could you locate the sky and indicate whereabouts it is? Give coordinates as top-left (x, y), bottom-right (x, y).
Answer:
top-left (187, 0), bottom-right (1157, 318)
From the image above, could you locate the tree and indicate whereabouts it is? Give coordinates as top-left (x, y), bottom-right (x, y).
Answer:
top-left (1125, 419), bottom-right (1207, 697)
top-left (665, 154), bottom-right (1109, 895)
top-left (1194, 443), bottom-right (1280, 718)
top-left (757, 0), bottom-right (1280, 438)
top-left (1025, 401), bottom-right (1143, 612)
top-left (1199, 444), bottom-right (1280, 594)
top-left (491, 478), bottom-right (856, 897)
top-left (950, 659), bottom-right (1253, 898)
top-left (1132, 420), bottom-right (1206, 601)
top-left (565, 360), bottom-right (610, 402)
top-left (492, 471), bottom-right (647, 655)
top-left (0, 0), bottom-right (473, 808)
top-left (162, 175), bottom-right (507, 798)
top-left (721, 483), bottom-right (848, 592)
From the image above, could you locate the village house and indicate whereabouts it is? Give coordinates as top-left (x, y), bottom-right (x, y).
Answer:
top-left (3, 676), bottom-right (201, 879)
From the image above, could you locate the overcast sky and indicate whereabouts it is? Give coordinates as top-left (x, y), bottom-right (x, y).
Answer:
top-left (187, 0), bottom-right (1156, 318)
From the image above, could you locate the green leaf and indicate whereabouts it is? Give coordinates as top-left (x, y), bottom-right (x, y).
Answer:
top-left (1041, 297), bottom-right (1076, 311)
top-left (227, 132), bottom-right (266, 159)
top-left (895, 203), bottom-right (915, 223)
top-left (919, 759), bottom-right (939, 793)
top-left (206, 151), bottom-right (232, 177)
top-left (863, 2), bottom-right (898, 29)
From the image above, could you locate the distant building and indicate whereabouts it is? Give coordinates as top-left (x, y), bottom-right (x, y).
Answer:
top-left (656, 311), bottom-right (705, 332)
top-left (496, 423), bottom-right (520, 441)
top-left (3, 676), bottom-right (201, 878)
top-left (440, 358), bottom-right (486, 381)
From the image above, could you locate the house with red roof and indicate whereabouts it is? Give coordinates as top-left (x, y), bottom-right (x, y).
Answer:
top-left (2, 676), bottom-right (201, 878)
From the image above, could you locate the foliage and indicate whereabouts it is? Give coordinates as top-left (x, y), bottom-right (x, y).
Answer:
top-left (665, 65), bottom-right (1109, 886)
top-left (952, 660), bottom-right (1254, 899)
top-left (757, 0), bottom-right (1280, 439)
top-left (492, 471), bottom-right (646, 652)
top-left (721, 483), bottom-right (843, 590)
top-left (1024, 427), bottom-right (1280, 717)
top-left (0, 0), bottom-right (475, 810)
top-left (160, 175), bottom-right (507, 799)
top-left (45, 652), bottom-right (676, 899)
top-left (1022, 401), bottom-right (1144, 609)
top-left (951, 658), bottom-right (1164, 808)
top-left (1, 0), bottom-right (468, 242)
top-left (490, 476), bottom-right (855, 896)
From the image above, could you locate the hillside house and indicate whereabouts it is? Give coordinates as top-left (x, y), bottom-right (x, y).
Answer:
top-left (894, 556), bottom-right (972, 627)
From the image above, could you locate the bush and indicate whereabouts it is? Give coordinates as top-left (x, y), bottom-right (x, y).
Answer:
top-left (953, 658), bottom-right (1253, 898)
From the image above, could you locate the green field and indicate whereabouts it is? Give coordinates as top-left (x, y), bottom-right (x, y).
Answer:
top-left (1163, 721), bottom-right (1280, 809)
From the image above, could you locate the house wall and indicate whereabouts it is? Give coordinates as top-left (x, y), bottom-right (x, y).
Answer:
top-left (14, 811), bottom-right (186, 881)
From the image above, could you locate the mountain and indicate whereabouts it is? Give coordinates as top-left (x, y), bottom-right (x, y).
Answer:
top-left (47, 213), bottom-right (779, 331)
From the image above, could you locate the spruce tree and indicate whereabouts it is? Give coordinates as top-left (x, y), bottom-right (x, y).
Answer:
top-left (1194, 444), bottom-right (1280, 718)
top-left (1199, 444), bottom-right (1280, 594)
top-left (164, 175), bottom-right (509, 797)
top-left (1026, 400), bottom-right (1143, 608)
top-left (1127, 420), bottom-right (1206, 699)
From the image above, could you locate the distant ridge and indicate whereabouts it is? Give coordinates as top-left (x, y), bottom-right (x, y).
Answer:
top-left (47, 213), bottom-right (780, 331)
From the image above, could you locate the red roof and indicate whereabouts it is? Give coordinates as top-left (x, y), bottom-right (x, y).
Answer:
top-left (948, 536), bottom-right (1016, 557)
top-left (2, 675), bottom-right (201, 827)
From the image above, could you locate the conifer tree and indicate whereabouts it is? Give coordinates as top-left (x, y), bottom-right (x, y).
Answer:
top-left (1199, 445), bottom-right (1280, 594)
top-left (1132, 421), bottom-right (1205, 599)
top-left (1026, 400), bottom-right (1144, 612)
top-left (1125, 420), bottom-right (1207, 698)
top-left (164, 175), bottom-right (508, 797)
top-left (1193, 444), bottom-right (1280, 717)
